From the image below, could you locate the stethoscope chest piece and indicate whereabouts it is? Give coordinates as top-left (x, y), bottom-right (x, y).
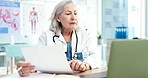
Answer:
top-left (73, 52), bottom-right (83, 61)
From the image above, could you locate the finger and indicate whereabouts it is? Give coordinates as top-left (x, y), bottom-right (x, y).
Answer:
top-left (31, 69), bottom-right (37, 73)
top-left (16, 61), bottom-right (24, 69)
top-left (21, 69), bottom-right (30, 75)
top-left (18, 71), bottom-right (24, 77)
top-left (16, 61), bottom-right (30, 68)
top-left (21, 66), bottom-right (34, 71)
top-left (29, 65), bottom-right (35, 73)
top-left (19, 65), bottom-right (35, 75)
top-left (19, 67), bottom-right (33, 77)
top-left (84, 63), bottom-right (91, 70)
top-left (70, 60), bottom-right (77, 70)
top-left (85, 63), bottom-right (89, 70)
top-left (69, 60), bottom-right (74, 65)
top-left (69, 60), bottom-right (74, 68)
top-left (75, 61), bottom-right (82, 71)
top-left (20, 67), bottom-right (30, 75)
top-left (79, 63), bottom-right (86, 71)
top-left (21, 65), bottom-right (35, 73)
top-left (21, 73), bottom-right (30, 77)
top-left (30, 65), bottom-right (35, 70)
top-left (19, 70), bottom-right (30, 77)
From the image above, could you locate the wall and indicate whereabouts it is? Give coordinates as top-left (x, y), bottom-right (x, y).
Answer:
top-left (0, 0), bottom-right (99, 45)
top-left (102, 0), bottom-right (128, 44)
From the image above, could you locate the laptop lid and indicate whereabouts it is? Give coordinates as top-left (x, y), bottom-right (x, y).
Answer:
top-left (107, 40), bottom-right (148, 78)
top-left (21, 44), bottom-right (73, 74)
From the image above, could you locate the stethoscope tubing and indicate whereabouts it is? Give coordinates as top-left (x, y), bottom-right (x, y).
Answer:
top-left (53, 31), bottom-right (78, 52)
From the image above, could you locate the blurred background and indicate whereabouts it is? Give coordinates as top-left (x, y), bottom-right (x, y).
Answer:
top-left (0, 0), bottom-right (147, 74)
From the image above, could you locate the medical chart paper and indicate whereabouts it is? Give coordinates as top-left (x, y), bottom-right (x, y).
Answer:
top-left (21, 45), bottom-right (73, 74)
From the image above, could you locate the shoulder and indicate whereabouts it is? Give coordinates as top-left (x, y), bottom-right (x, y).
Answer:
top-left (42, 30), bottom-right (54, 35)
top-left (77, 29), bottom-right (93, 36)
top-left (38, 30), bottom-right (54, 45)
top-left (40, 30), bottom-right (54, 38)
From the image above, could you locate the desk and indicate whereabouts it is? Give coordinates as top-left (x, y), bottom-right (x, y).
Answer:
top-left (74, 67), bottom-right (106, 76)
top-left (77, 68), bottom-right (107, 78)
top-left (1, 67), bottom-right (107, 78)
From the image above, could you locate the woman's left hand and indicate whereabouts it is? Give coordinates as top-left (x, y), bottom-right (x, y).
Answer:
top-left (69, 60), bottom-right (91, 71)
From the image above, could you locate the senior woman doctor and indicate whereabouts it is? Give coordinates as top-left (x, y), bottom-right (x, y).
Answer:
top-left (17, 0), bottom-right (100, 77)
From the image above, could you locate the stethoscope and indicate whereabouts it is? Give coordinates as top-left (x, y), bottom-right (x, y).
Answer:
top-left (52, 31), bottom-right (82, 60)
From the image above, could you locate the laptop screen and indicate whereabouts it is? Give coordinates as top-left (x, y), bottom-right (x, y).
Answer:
top-left (107, 40), bottom-right (148, 78)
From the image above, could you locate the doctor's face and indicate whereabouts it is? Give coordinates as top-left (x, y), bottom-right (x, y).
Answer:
top-left (57, 3), bottom-right (78, 31)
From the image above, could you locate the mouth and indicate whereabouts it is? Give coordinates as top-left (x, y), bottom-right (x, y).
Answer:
top-left (69, 22), bottom-right (77, 24)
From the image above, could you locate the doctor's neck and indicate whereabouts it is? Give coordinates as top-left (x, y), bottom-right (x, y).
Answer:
top-left (62, 30), bottom-right (73, 42)
top-left (61, 30), bottom-right (73, 36)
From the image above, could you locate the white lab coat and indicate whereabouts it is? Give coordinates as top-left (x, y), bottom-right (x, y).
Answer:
top-left (38, 29), bottom-right (100, 69)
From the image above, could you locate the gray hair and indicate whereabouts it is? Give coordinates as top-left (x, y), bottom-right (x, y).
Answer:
top-left (49, 0), bottom-right (76, 34)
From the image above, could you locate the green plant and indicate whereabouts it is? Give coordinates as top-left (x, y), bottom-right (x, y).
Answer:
top-left (97, 33), bottom-right (102, 40)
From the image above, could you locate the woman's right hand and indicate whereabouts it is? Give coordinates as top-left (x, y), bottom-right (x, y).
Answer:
top-left (16, 61), bottom-right (35, 77)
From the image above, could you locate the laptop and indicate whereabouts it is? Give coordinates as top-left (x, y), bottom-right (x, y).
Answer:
top-left (21, 44), bottom-right (73, 74)
top-left (106, 40), bottom-right (148, 78)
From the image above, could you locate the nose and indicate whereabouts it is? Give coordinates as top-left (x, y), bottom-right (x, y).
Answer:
top-left (71, 14), bottom-right (76, 20)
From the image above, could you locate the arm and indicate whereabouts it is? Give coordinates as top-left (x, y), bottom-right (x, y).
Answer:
top-left (69, 30), bottom-right (100, 71)
top-left (82, 30), bottom-right (100, 69)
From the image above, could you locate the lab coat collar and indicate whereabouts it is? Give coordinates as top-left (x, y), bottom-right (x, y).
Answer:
top-left (57, 30), bottom-right (76, 44)
top-left (58, 33), bottom-right (66, 44)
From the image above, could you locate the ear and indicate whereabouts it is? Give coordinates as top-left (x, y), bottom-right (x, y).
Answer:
top-left (56, 16), bottom-right (60, 22)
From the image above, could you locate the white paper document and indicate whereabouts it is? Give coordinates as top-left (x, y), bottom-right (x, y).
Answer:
top-left (21, 45), bottom-right (73, 74)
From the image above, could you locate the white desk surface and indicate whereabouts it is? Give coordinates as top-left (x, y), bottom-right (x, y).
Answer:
top-left (0, 67), bottom-right (107, 78)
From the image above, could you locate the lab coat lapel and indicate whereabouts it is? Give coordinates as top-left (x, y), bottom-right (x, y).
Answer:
top-left (58, 33), bottom-right (66, 43)
top-left (57, 33), bottom-right (67, 53)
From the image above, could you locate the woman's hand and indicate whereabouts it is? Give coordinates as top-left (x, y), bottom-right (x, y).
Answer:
top-left (16, 61), bottom-right (35, 77)
top-left (69, 60), bottom-right (91, 72)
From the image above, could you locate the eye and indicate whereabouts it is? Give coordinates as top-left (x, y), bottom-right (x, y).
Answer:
top-left (65, 12), bottom-right (71, 15)
top-left (66, 13), bottom-right (70, 15)
top-left (74, 12), bottom-right (77, 15)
